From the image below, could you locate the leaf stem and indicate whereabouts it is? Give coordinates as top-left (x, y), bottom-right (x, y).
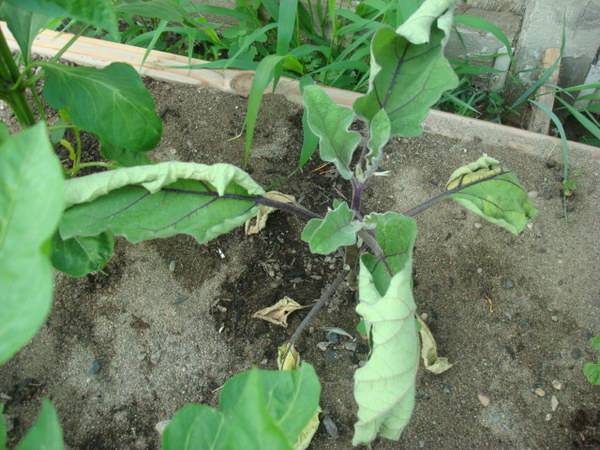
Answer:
top-left (403, 170), bottom-right (510, 217)
top-left (288, 270), bottom-right (347, 349)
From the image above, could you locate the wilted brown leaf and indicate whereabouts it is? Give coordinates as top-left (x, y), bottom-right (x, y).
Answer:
top-left (245, 191), bottom-right (295, 235)
top-left (252, 296), bottom-right (310, 328)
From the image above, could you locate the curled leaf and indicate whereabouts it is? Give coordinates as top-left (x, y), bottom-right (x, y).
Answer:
top-left (396, 0), bottom-right (457, 44)
top-left (301, 202), bottom-right (362, 255)
top-left (245, 191), bottom-right (295, 235)
top-left (253, 297), bottom-right (310, 328)
top-left (417, 316), bottom-right (453, 375)
top-left (447, 155), bottom-right (538, 235)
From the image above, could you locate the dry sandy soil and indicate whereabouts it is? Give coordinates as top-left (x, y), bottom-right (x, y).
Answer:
top-left (1, 80), bottom-right (599, 449)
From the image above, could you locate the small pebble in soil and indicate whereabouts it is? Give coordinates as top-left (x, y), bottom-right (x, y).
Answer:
top-left (534, 388), bottom-right (546, 397)
top-left (324, 349), bottom-right (338, 363)
top-left (344, 342), bottom-right (357, 352)
top-left (168, 260), bottom-right (176, 272)
top-left (419, 441), bottom-right (425, 448)
top-left (477, 267), bottom-right (483, 274)
top-left (442, 384), bottom-right (452, 394)
top-left (552, 380), bottom-right (563, 390)
top-left (474, 222), bottom-right (482, 229)
top-left (317, 342), bottom-right (330, 351)
top-left (326, 331), bottom-right (340, 344)
top-left (420, 312), bottom-right (428, 321)
top-left (551, 395), bottom-right (559, 411)
top-left (551, 315), bottom-right (558, 322)
top-left (502, 279), bottom-right (514, 289)
top-left (545, 413), bottom-right (552, 421)
top-left (478, 393), bottom-right (491, 407)
top-left (528, 191), bottom-right (538, 199)
top-left (322, 415), bottom-right (339, 439)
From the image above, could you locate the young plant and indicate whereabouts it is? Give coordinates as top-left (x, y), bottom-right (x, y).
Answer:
top-left (0, 0), bottom-right (537, 448)
top-left (584, 335), bottom-right (600, 385)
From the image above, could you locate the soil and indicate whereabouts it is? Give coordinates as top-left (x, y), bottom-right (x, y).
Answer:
top-left (1, 80), bottom-right (600, 450)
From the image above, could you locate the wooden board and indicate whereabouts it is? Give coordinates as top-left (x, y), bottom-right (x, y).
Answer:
top-left (1, 22), bottom-right (598, 161)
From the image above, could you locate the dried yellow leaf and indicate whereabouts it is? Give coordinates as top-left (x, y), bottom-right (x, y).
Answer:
top-left (244, 191), bottom-right (295, 235)
top-left (418, 316), bottom-right (453, 374)
top-left (252, 296), bottom-right (309, 328)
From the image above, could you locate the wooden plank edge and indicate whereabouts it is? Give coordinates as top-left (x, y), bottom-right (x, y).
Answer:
top-left (2, 22), bottom-right (599, 163)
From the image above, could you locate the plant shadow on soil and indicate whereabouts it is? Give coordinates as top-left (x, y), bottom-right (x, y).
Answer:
top-left (1, 80), bottom-right (600, 449)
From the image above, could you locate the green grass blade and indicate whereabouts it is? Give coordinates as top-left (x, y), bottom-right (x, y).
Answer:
top-left (276, 0), bottom-right (298, 55)
top-left (226, 22), bottom-right (278, 69)
top-left (140, 19), bottom-right (168, 69)
top-left (556, 96), bottom-right (600, 140)
top-left (454, 15), bottom-right (513, 58)
top-left (529, 99), bottom-right (569, 190)
top-left (244, 55), bottom-right (287, 164)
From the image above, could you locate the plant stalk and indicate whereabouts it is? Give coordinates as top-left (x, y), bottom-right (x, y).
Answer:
top-left (0, 29), bottom-right (35, 127)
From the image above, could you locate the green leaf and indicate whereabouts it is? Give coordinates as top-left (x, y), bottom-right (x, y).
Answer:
top-left (556, 96), bottom-right (600, 141)
top-left (100, 145), bottom-right (153, 167)
top-left (244, 54), bottom-right (301, 164)
top-left (301, 202), bottom-right (362, 255)
top-left (163, 364), bottom-right (321, 450)
top-left (583, 362), bottom-right (600, 385)
top-left (0, 404), bottom-right (6, 450)
top-left (591, 335), bottom-right (600, 352)
top-left (42, 62), bottom-right (162, 155)
top-left (303, 85), bottom-right (360, 179)
top-left (353, 26), bottom-right (458, 137)
top-left (276, 0), bottom-right (298, 55)
top-left (15, 400), bottom-right (64, 450)
top-left (115, 0), bottom-right (187, 23)
top-left (447, 155), bottom-right (538, 235)
top-left (0, 3), bottom-right (49, 63)
top-left (395, 0), bottom-right (456, 44)
top-left (51, 232), bottom-right (114, 277)
top-left (59, 162), bottom-right (264, 244)
top-left (364, 109), bottom-right (391, 175)
top-left (0, 123), bottom-right (64, 365)
top-left (454, 14), bottom-right (513, 58)
top-left (7, 0), bottom-right (118, 37)
top-left (353, 212), bottom-right (419, 445)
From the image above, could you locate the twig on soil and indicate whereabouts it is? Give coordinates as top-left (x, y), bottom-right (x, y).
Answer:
top-left (287, 270), bottom-right (348, 352)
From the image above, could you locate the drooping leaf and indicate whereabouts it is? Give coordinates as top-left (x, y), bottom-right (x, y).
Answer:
top-left (7, 0), bottom-right (118, 37)
top-left (59, 162), bottom-right (264, 244)
top-left (447, 155), bottom-right (538, 235)
top-left (353, 26), bottom-right (458, 136)
top-left (0, 123), bottom-right (64, 365)
top-left (353, 212), bottom-right (419, 445)
top-left (396, 0), bottom-right (457, 43)
top-left (0, 3), bottom-right (49, 63)
top-left (51, 232), bottom-right (114, 277)
top-left (301, 202), bottom-right (362, 255)
top-left (303, 85), bottom-right (360, 179)
top-left (42, 62), bottom-right (162, 155)
top-left (15, 400), bottom-right (64, 450)
top-left (163, 364), bottom-right (321, 450)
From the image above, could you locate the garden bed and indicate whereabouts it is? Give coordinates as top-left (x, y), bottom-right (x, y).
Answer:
top-left (1, 79), bottom-right (599, 449)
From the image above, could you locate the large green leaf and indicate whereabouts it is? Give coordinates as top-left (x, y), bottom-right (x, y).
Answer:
top-left (396, 0), bottom-right (457, 44)
top-left (447, 155), bottom-right (538, 235)
top-left (59, 162), bottom-right (264, 244)
top-left (301, 201), bottom-right (362, 255)
top-left (303, 85), bottom-right (360, 180)
top-left (353, 26), bottom-right (458, 137)
top-left (51, 232), bottom-right (114, 277)
top-left (0, 3), bottom-right (49, 63)
top-left (42, 62), bottom-right (162, 156)
top-left (163, 364), bottom-right (321, 450)
top-left (353, 212), bottom-right (419, 445)
top-left (115, 0), bottom-right (187, 23)
top-left (0, 123), bottom-right (64, 365)
top-left (7, 0), bottom-right (118, 36)
top-left (15, 400), bottom-right (64, 450)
